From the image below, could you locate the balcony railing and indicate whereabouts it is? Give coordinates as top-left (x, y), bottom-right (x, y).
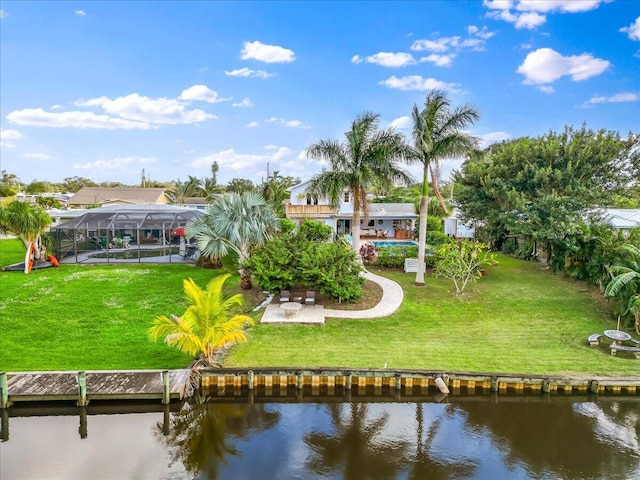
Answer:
top-left (285, 204), bottom-right (334, 218)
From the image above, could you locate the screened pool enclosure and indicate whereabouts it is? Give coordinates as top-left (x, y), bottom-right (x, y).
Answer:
top-left (51, 205), bottom-right (205, 264)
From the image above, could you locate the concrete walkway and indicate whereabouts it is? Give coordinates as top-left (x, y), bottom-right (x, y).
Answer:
top-left (259, 270), bottom-right (404, 324)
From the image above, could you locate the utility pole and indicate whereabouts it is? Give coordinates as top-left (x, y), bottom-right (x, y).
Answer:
top-left (141, 169), bottom-right (146, 188)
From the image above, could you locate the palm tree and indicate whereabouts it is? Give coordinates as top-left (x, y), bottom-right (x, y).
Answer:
top-left (306, 111), bottom-right (414, 255)
top-left (170, 176), bottom-right (204, 205)
top-left (0, 200), bottom-right (52, 274)
top-left (605, 244), bottom-right (640, 335)
top-left (149, 274), bottom-right (254, 366)
top-left (411, 90), bottom-right (480, 285)
top-left (186, 192), bottom-right (280, 289)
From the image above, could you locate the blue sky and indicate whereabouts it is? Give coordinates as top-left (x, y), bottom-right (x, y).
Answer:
top-left (1, 1), bottom-right (638, 188)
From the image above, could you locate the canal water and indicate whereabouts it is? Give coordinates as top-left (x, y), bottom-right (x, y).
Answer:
top-left (1, 394), bottom-right (639, 479)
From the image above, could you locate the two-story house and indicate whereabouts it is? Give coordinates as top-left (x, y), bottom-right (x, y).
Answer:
top-left (285, 181), bottom-right (418, 240)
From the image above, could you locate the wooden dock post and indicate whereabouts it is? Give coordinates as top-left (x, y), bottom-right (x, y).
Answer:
top-left (79, 406), bottom-right (88, 439)
top-left (77, 371), bottom-right (87, 407)
top-left (296, 373), bottom-right (303, 390)
top-left (490, 377), bottom-right (499, 392)
top-left (0, 372), bottom-right (8, 408)
top-left (345, 374), bottom-right (352, 391)
top-left (247, 370), bottom-right (254, 390)
top-left (542, 379), bottom-right (551, 394)
top-left (162, 370), bottom-right (170, 405)
top-left (1, 407), bottom-right (8, 441)
top-left (589, 380), bottom-right (599, 394)
top-left (395, 375), bottom-right (402, 390)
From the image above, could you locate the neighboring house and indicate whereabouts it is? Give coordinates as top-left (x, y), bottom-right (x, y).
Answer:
top-left (444, 208), bottom-right (476, 239)
top-left (598, 208), bottom-right (640, 232)
top-left (68, 187), bottom-right (172, 208)
top-left (285, 181), bottom-right (418, 239)
top-left (182, 196), bottom-right (216, 210)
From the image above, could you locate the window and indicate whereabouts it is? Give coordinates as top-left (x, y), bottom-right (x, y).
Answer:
top-left (343, 191), bottom-right (350, 203)
top-left (367, 220), bottom-right (375, 227)
top-left (306, 195), bottom-right (318, 205)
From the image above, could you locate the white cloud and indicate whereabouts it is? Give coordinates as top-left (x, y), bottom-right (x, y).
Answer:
top-left (480, 131), bottom-right (511, 146)
top-left (484, 0), bottom-right (605, 30)
top-left (409, 28), bottom-right (494, 66)
top-left (420, 54), bottom-right (455, 67)
top-left (179, 85), bottom-right (230, 103)
top-left (73, 156), bottom-right (155, 171)
top-left (23, 153), bottom-right (51, 161)
top-left (1, 128), bottom-right (22, 140)
top-left (467, 25), bottom-right (496, 39)
top-left (246, 121), bottom-right (259, 128)
top-left (579, 92), bottom-right (639, 108)
top-left (240, 40), bottom-right (295, 63)
top-left (620, 17), bottom-right (640, 41)
top-left (189, 146), bottom-right (292, 171)
top-left (0, 9), bottom-right (8, 19)
top-left (232, 98), bottom-right (253, 108)
top-left (515, 1), bottom-right (604, 13)
top-left (0, 128), bottom-right (22, 148)
top-left (75, 10), bottom-right (86, 16)
top-left (351, 52), bottom-right (417, 67)
top-left (224, 67), bottom-right (275, 78)
top-left (516, 48), bottom-right (610, 84)
top-left (538, 85), bottom-right (555, 93)
top-left (75, 92), bottom-right (215, 124)
top-left (379, 75), bottom-right (461, 92)
top-left (7, 108), bottom-right (152, 129)
top-left (263, 117), bottom-right (311, 128)
top-left (51, 104), bottom-right (63, 110)
top-left (389, 116), bottom-right (412, 129)
top-left (515, 12), bottom-right (546, 29)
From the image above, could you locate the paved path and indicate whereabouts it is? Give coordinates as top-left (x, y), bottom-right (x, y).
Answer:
top-left (259, 270), bottom-right (403, 324)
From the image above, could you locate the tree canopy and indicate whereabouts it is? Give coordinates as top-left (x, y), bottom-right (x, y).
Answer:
top-left (455, 126), bottom-right (640, 250)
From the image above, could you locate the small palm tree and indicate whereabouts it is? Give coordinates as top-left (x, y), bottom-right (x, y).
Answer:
top-left (149, 274), bottom-right (254, 366)
top-left (0, 200), bottom-right (52, 273)
top-left (410, 90), bottom-right (480, 285)
top-left (306, 111), bottom-right (414, 255)
top-left (187, 192), bottom-right (280, 289)
top-left (604, 244), bottom-right (640, 335)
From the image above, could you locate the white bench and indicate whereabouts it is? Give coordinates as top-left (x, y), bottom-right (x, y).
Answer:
top-left (609, 344), bottom-right (640, 358)
top-left (587, 334), bottom-right (601, 346)
top-left (404, 258), bottom-right (426, 273)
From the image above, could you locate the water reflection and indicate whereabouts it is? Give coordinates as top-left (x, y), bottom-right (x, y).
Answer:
top-left (1, 395), bottom-right (639, 480)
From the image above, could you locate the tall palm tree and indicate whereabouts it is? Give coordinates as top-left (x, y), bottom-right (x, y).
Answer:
top-left (171, 176), bottom-right (204, 205)
top-left (0, 200), bottom-right (52, 273)
top-left (411, 90), bottom-right (480, 285)
top-left (149, 274), bottom-right (254, 365)
top-left (187, 192), bottom-right (280, 289)
top-left (306, 111), bottom-right (414, 255)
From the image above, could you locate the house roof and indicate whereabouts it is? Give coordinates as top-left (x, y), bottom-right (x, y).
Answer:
top-left (599, 208), bottom-right (640, 229)
top-left (368, 203), bottom-right (418, 217)
top-left (68, 187), bottom-right (170, 206)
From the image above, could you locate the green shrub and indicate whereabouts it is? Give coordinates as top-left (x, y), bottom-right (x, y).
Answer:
top-left (300, 242), bottom-right (364, 302)
top-left (297, 219), bottom-right (332, 241)
top-left (247, 236), bottom-right (297, 292)
top-left (426, 230), bottom-right (455, 247)
top-left (376, 245), bottom-right (418, 269)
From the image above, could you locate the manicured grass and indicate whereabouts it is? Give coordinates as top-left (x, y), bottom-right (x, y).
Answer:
top-left (1, 239), bottom-right (636, 376)
top-left (227, 256), bottom-right (638, 376)
top-left (0, 242), bottom-right (260, 371)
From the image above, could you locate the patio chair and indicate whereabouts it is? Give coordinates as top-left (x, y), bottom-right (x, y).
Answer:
top-left (280, 290), bottom-right (290, 302)
top-left (304, 290), bottom-right (316, 306)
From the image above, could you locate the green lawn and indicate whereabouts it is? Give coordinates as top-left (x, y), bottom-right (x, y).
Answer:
top-left (1, 238), bottom-right (637, 376)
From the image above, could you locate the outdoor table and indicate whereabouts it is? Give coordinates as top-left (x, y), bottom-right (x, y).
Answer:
top-left (604, 329), bottom-right (631, 345)
top-left (280, 302), bottom-right (302, 318)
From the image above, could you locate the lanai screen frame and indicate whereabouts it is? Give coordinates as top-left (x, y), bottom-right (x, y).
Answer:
top-left (51, 204), bottom-right (206, 264)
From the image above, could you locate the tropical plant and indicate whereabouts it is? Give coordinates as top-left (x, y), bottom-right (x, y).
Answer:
top-left (148, 274), bottom-right (254, 366)
top-left (410, 90), bottom-right (481, 285)
top-left (435, 240), bottom-right (497, 294)
top-left (0, 200), bottom-right (52, 273)
top-left (187, 192), bottom-right (280, 289)
top-left (305, 111), bottom-right (414, 255)
top-left (604, 244), bottom-right (640, 334)
top-left (170, 176), bottom-right (204, 204)
top-left (261, 171), bottom-right (299, 217)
